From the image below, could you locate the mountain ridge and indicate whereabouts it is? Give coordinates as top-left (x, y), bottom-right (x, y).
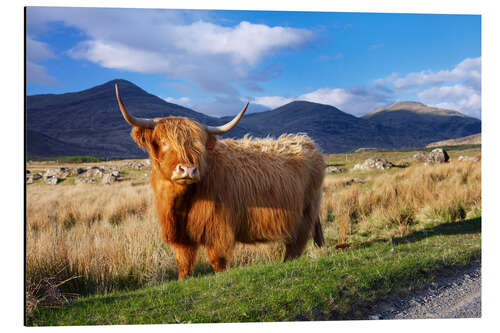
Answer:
top-left (26, 79), bottom-right (481, 157)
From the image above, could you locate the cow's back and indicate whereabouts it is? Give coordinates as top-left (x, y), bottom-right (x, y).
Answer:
top-left (189, 133), bottom-right (325, 245)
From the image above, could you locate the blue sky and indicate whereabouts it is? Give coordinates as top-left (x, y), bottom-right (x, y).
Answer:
top-left (26, 7), bottom-right (481, 118)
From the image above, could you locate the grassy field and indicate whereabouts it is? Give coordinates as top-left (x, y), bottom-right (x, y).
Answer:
top-left (26, 146), bottom-right (481, 325)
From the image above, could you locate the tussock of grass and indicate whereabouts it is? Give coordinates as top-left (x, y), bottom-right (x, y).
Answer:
top-left (321, 160), bottom-right (481, 243)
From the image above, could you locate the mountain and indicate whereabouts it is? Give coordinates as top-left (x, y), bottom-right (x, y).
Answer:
top-left (426, 133), bottom-right (481, 148)
top-left (26, 80), bottom-right (482, 158)
top-left (233, 101), bottom-right (398, 153)
top-left (27, 79), bottom-right (240, 158)
top-left (362, 101), bottom-right (481, 147)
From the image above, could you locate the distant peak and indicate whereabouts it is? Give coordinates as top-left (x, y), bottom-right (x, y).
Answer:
top-left (280, 100), bottom-right (340, 109)
top-left (105, 79), bottom-right (135, 86)
top-left (364, 100), bottom-right (468, 118)
top-left (391, 101), bottom-right (426, 108)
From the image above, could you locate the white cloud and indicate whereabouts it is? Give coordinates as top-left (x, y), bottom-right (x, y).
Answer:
top-left (68, 40), bottom-right (171, 74)
top-left (28, 7), bottom-right (314, 95)
top-left (164, 96), bottom-right (191, 106)
top-left (374, 57), bottom-right (481, 118)
top-left (252, 96), bottom-right (294, 109)
top-left (26, 36), bottom-right (56, 62)
top-left (374, 72), bottom-right (399, 85)
top-left (382, 57), bottom-right (481, 89)
top-left (26, 61), bottom-right (60, 86)
top-left (172, 21), bottom-right (313, 66)
top-left (26, 36), bottom-right (60, 85)
top-left (418, 84), bottom-right (481, 118)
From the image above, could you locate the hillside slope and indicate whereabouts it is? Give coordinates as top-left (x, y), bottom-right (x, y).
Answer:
top-left (426, 133), bottom-right (481, 148)
top-left (362, 101), bottom-right (481, 147)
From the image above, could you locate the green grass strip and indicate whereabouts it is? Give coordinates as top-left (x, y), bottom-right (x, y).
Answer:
top-left (30, 218), bottom-right (481, 326)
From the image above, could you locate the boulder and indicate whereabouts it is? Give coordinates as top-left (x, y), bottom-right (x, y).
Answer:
top-left (426, 148), bottom-right (449, 164)
top-left (132, 162), bottom-right (144, 170)
top-left (58, 167), bottom-right (71, 177)
top-left (413, 149), bottom-right (449, 165)
top-left (43, 169), bottom-right (59, 179)
top-left (43, 168), bottom-right (71, 179)
top-left (103, 171), bottom-right (121, 185)
top-left (45, 176), bottom-right (60, 185)
top-left (87, 167), bottom-right (104, 177)
top-left (103, 173), bottom-right (115, 185)
top-left (26, 173), bottom-right (43, 184)
top-left (353, 158), bottom-right (394, 170)
top-left (123, 161), bottom-right (146, 170)
top-left (326, 166), bottom-right (345, 173)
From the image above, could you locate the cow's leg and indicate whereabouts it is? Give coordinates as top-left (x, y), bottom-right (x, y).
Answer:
top-left (206, 246), bottom-right (234, 273)
top-left (284, 197), bottom-right (321, 262)
top-left (284, 219), bottom-right (313, 262)
top-left (172, 243), bottom-right (199, 280)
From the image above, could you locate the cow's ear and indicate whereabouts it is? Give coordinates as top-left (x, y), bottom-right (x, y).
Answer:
top-left (131, 127), bottom-right (154, 152)
top-left (206, 134), bottom-right (217, 150)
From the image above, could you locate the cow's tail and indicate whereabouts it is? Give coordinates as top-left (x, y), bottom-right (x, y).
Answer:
top-left (313, 218), bottom-right (325, 247)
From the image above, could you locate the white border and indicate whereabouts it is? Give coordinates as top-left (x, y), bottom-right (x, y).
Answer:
top-left (5, 1), bottom-right (498, 332)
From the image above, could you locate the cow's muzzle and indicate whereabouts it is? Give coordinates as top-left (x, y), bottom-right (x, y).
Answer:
top-left (172, 164), bottom-right (200, 184)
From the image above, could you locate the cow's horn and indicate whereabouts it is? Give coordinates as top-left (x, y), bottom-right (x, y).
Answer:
top-left (115, 84), bottom-right (157, 128)
top-left (204, 102), bottom-right (249, 135)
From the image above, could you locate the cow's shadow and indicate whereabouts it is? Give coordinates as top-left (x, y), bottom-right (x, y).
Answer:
top-left (358, 217), bottom-right (481, 249)
top-left (191, 262), bottom-right (216, 278)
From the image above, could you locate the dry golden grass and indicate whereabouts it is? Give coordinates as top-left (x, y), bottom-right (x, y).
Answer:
top-left (320, 160), bottom-right (481, 244)
top-left (26, 157), bottom-right (481, 304)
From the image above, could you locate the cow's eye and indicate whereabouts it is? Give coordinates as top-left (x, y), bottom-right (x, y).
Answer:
top-left (162, 141), bottom-right (169, 150)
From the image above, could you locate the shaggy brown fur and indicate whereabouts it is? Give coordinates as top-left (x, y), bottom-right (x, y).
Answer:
top-left (131, 116), bottom-right (326, 279)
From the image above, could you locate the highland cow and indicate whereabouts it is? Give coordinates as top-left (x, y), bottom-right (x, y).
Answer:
top-left (115, 84), bottom-right (326, 279)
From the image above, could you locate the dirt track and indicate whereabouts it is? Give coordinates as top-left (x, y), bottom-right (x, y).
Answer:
top-left (368, 261), bottom-right (481, 319)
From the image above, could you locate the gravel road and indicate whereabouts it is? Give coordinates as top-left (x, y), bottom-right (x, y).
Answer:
top-left (367, 261), bottom-right (481, 320)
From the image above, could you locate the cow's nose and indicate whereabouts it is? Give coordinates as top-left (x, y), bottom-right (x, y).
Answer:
top-left (175, 164), bottom-right (199, 179)
top-left (188, 166), bottom-right (199, 178)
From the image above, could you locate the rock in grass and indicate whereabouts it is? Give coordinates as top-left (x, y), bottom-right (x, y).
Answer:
top-left (427, 148), bottom-right (449, 164)
top-left (414, 149), bottom-right (449, 165)
top-left (45, 176), bottom-right (60, 185)
top-left (353, 158), bottom-right (394, 170)
top-left (103, 171), bottom-right (121, 185)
